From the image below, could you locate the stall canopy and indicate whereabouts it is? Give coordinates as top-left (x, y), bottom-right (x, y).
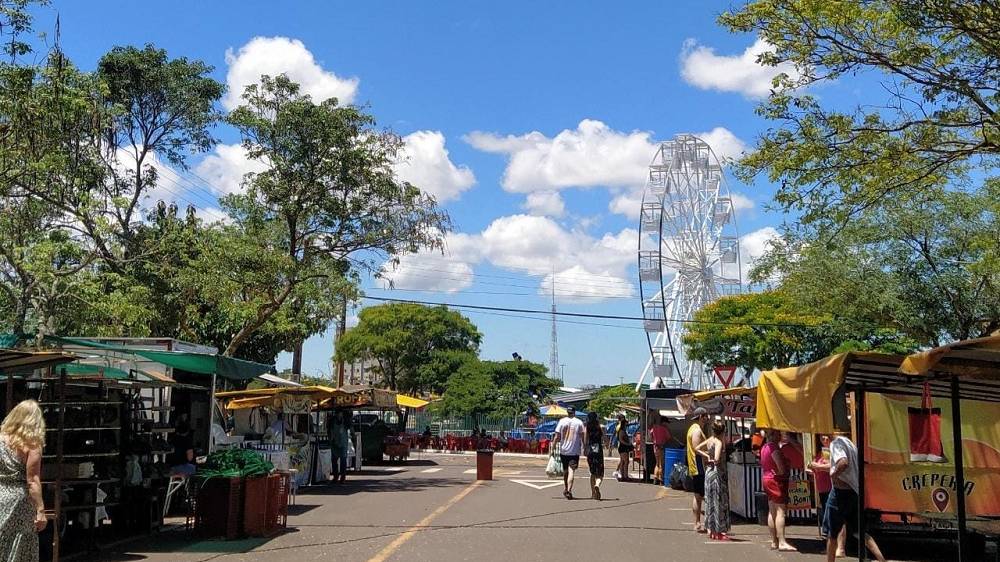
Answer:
top-left (677, 386), bottom-right (755, 416)
top-left (756, 352), bottom-right (905, 433)
top-left (218, 385), bottom-right (398, 411)
top-left (396, 394), bottom-right (429, 409)
top-left (49, 336), bottom-right (274, 381)
top-left (0, 349), bottom-right (78, 374)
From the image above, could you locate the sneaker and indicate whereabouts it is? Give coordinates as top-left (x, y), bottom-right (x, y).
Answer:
top-left (613, 471), bottom-right (621, 480)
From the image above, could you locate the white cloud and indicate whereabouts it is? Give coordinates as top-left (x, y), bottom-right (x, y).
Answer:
top-left (730, 193), bottom-right (755, 212)
top-left (195, 144), bottom-right (268, 196)
top-left (694, 126), bottom-right (749, 162)
top-left (381, 251), bottom-right (474, 293)
top-left (608, 189), bottom-right (644, 220)
top-left (465, 119), bottom-right (655, 193)
top-left (541, 265), bottom-right (634, 302)
top-left (523, 191), bottom-right (565, 217)
top-left (740, 226), bottom-right (781, 281)
top-left (680, 38), bottom-right (799, 99)
top-left (393, 131), bottom-right (475, 203)
top-left (378, 215), bottom-right (639, 302)
top-left (223, 36), bottom-right (359, 110)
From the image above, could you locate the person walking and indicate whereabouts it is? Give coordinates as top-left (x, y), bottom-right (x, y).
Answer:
top-left (553, 406), bottom-right (585, 500)
top-left (330, 410), bottom-right (351, 483)
top-left (696, 421), bottom-right (731, 540)
top-left (585, 412), bottom-right (605, 500)
top-left (649, 416), bottom-right (671, 485)
top-left (0, 400), bottom-right (48, 561)
top-left (685, 408), bottom-right (709, 533)
top-left (825, 432), bottom-right (886, 562)
top-left (761, 429), bottom-right (795, 551)
top-left (613, 414), bottom-right (631, 481)
top-left (808, 434), bottom-right (846, 557)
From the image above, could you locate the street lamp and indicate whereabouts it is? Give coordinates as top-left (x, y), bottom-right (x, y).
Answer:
top-left (560, 363), bottom-right (565, 384)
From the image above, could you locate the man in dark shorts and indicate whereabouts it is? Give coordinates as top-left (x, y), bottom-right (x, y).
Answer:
top-left (824, 433), bottom-right (885, 562)
top-left (553, 406), bottom-right (585, 499)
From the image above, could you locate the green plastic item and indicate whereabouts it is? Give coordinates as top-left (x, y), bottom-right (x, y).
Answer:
top-left (196, 448), bottom-right (274, 480)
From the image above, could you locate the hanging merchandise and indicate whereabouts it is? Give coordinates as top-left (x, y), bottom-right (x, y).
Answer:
top-left (908, 382), bottom-right (946, 462)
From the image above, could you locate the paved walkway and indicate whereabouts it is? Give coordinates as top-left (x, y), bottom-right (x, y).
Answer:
top-left (89, 454), bottom-right (957, 561)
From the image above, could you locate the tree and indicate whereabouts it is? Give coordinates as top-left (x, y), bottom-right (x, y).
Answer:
top-left (220, 75), bottom-right (449, 356)
top-left (439, 358), bottom-right (560, 418)
top-left (752, 184), bottom-right (1000, 345)
top-left (438, 362), bottom-right (497, 418)
top-left (720, 1), bottom-right (999, 226)
top-left (683, 291), bottom-right (917, 381)
top-left (335, 303), bottom-right (481, 391)
top-left (587, 384), bottom-right (638, 418)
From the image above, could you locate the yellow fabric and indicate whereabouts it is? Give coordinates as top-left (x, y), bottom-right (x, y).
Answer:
top-left (540, 405), bottom-right (568, 417)
top-left (396, 394), bottom-right (429, 409)
top-left (756, 353), bottom-right (853, 434)
top-left (900, 335), bottom-right (1000, 378)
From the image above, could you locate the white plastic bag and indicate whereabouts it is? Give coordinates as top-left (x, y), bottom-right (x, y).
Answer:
top-left (545, 451), bottom-right (563, 478)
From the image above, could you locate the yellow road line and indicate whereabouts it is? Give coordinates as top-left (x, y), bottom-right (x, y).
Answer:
top-left (367, 479), bottom-right (483, 562)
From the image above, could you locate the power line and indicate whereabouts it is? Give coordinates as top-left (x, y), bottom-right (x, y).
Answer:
top-left (368, 286), bottom-right (637, 300)
top-left (360, 296), bottom-right (829, 329)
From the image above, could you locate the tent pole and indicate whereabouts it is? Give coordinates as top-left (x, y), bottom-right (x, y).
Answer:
top-left (855, 387), bottom-right (867, 562)
top-left (951, 376), bottom-right (966, 562)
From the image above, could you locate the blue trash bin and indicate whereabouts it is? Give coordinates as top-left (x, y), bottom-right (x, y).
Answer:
top-left (664, 447), bottom-right (686, 488)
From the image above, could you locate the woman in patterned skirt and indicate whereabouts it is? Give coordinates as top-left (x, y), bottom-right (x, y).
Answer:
top-left (0, 400), bottom-right (48, 561)
top-left (696, 421), bottom-right (731, 540)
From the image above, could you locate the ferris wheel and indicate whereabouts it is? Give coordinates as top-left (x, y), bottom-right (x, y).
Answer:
top-left (636, 134), bottom-right (743, 391)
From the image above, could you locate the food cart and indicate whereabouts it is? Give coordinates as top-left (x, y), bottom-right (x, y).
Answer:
top-left (218, 384), bottom-right (401, 483)
top-left (676, 386), bottom-right (813, 520)
top-left (756, 339), bottom-right (1000, 562)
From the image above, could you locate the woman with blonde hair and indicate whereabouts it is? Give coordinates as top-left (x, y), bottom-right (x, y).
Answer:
top-left (0, 400), bottom-right (48, 560)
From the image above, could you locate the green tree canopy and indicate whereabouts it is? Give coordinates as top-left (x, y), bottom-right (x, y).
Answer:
top-left (439, 358), bottom-right (560, 418)
top-left (587, 384), bottom-right (639, 418)
top-left (752, 184), bottom-right (1000, 345)
top-left (335, 303), bottom-right (482, 392)
top-left (219, 75), bottom-right (449, 356)
top-left (683, 291), bottom-right (917, 382)
top-left (721, 0), bottom-right (999, 227)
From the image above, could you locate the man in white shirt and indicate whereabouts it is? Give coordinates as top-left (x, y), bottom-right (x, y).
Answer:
top-left (554, 406), bottom-right (585, 500)
top-left (825, 433), bottom-right (885, 562)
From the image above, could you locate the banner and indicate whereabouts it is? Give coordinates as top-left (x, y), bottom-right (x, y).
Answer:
top-left (722, 398), bottom-right (756, 419)
top-left (864, 393), bottom-right (1000, 515)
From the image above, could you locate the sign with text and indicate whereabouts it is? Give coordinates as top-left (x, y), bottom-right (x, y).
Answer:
top-left (787, 478), bottom-right (812, 511)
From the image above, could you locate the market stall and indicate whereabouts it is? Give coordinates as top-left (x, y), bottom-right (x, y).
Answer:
top-left (219, 384), bottom-right (400, 484)
top-left (756, 341), bottom-right (1000, 562)
top-left (676, 386), bottom-right (813, 520)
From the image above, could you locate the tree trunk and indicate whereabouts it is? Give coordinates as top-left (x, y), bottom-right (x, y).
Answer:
top-left (291, 341), bottom-right (303, 379)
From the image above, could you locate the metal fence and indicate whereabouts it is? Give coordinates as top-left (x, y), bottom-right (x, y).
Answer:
top-left (405, 412), bottom-right (535, 437)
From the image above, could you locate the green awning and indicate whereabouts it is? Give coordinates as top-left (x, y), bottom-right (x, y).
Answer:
top-left (47, 336), bottom-right (274, 381)
top-left (61, 363), bottom-right (131, 380)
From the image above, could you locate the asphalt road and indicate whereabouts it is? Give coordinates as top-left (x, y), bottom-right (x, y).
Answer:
top-left (92, 453), bottom-right (957, 562)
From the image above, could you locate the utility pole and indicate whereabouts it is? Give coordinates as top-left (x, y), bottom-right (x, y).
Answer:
top-left (549, 272), bottom-right (560, 385)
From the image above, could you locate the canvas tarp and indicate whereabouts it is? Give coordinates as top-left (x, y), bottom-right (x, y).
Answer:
top-left (756, 353), bottom-right (882, 434)
top-left (49, 336), bottom-right (273, 381)
top-left (900, 334), bottom-right (1000, 379)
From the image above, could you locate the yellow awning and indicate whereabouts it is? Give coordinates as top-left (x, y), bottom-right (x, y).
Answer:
top-left (756, 353), bottom-right (856, 434)
top-left (396, 394), bottom-right (429, 409)
top-left (900, 334), bottom-right (1000, 378)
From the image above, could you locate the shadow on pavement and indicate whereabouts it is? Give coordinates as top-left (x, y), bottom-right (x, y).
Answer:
top-left (300, 476), bottom-right (470, 496)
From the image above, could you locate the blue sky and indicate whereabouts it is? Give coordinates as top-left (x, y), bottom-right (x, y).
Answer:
top-left (34, 1), bottom-right (861, 386)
